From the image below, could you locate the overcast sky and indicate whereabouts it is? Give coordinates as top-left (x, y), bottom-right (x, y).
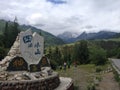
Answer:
top-left (0, 0), bottom-right (120, 35)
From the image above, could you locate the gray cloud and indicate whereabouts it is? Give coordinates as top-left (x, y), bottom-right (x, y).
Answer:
top-left (0, 0), bottom-right (120, 35)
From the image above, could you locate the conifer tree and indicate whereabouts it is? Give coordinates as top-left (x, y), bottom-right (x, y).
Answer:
top-left (3, 21), bottom-right (9, 48)
top-left (54, 46), bottom-right (62, 65)
top-left (12, 17), bottom-right (20, 41)
top-left (79, 40), bottom-right (89, 64)
top-left (73, 41), bottom-right (89, 64)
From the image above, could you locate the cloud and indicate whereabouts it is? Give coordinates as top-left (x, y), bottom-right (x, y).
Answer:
top-left (0, 0), bottom-right (120, 35)
top-left (47, 0), bottom-right (67, 4)
top-left (26, 13), bottom-right (43, 25)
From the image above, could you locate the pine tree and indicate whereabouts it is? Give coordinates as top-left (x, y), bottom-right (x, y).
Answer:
top-left (62, 46), bottom-right (68, 62)
top-left (79, 40), bottom-right (89, 64)
top-left (48, 47), bottom-right (52, 59)
top-left (48, 47), bottom-right (58, 70)
top-left (54, 46), bottom-right (62, 65)
top-left (10, 17), bottom-right (20, 47)
top-left (13, 17), bottom-right (20, 40)
top-left (73, 41), bottom-right (89, 64)
top-left (3, 21), bottom-right (9, 48)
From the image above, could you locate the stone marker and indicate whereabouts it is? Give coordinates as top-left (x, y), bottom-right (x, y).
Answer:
top-left (20, 30), bottom-right (44, 65)
top-left (0, 29), bottom-right (73, 90)
top-left (0, 29), bottom-right (45, 71)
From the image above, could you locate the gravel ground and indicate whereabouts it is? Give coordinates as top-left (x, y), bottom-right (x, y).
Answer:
top-left (96, 72), bottom-right (120, 90)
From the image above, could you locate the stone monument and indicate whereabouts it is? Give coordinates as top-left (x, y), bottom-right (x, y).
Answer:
top-left (0, 29), bottom-right (73, 90)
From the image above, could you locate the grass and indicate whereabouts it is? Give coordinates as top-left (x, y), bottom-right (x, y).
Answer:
top-left (103, 38), bottom-right (120, 42)
top-left (57, 64), bottom-right (95, 90)
top-left (56, 64), bottom-right (110, 90)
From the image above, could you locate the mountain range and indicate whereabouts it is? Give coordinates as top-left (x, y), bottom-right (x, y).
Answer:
top-left (0, 19), bottom-right (120, 45)
top-left (57, 31), bottom-right (118, 43)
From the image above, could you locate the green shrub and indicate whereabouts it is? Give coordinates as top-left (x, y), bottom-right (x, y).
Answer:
top-left (87, 83), bottom-right (96, 90)
top-left (0, 47), bottom-right (7, 60)
top-left (89, 47), bottom-right (107, 65)
top-left (95, 67), bottom-right (102, 73)
top-left (113, 70), bottom-right (120, 82)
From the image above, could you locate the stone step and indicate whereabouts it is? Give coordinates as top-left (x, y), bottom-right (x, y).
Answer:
top-left (55, 77), bottom-right (73, 90)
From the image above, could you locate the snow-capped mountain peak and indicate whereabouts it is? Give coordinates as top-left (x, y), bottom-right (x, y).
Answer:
top-left (58, 31), bottom-right (79, 39)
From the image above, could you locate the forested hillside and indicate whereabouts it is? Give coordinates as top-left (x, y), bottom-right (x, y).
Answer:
top-left (46, 39), bottom-right (120, 69)
top-left (46, 40), bottom-right (108, 69)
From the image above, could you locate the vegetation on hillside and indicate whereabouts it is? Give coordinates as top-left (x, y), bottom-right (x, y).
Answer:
top-left (46, 40), bottom-right (108, 69)
top-left (90, 40), bottom-right (120, 58)
top-left (0, 18), bottom-right (20, 60)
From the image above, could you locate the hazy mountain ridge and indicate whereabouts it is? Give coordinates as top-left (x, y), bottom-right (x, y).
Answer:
top-left (57, 31), bottom-right (79, 43)
top-left (58, 31), bottom-right (79, 39)
top-left (58, 31), bottom-right (117, 43)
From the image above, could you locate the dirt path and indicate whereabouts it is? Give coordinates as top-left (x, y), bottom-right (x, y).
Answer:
top-left (58, 65), bottom-right (120, 90)
top-left (96, 72), bottom-right (120, 90)
top-left (58, 66), bottom-right (93, 90)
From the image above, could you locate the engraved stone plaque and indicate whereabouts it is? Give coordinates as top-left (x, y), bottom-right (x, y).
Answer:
top-left (20, 30), bottom-right (44, 65)
top-left (39, 56), bottom-right (50, 67)
top-left (7, 56), bottom-right (28, 71)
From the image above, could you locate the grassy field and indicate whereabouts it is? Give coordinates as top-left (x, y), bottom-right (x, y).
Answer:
top-left (102, 38), bottom-right (120, 41)
top-left (57, 64), bottom-right (110, 90)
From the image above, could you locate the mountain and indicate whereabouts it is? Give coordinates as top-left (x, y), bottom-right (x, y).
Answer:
top-left (0, 19), bottom-right (65, 47)
top-left (58, 31), bottom-right (117, 43)
top-left (0, 19), bottom-right (7, 34)
top-left (57, 31), bottom-right (79, 43)
top-left (111, 33), bottom-right (120, 38)
top-left (76, 31), bottom-right (117, 40)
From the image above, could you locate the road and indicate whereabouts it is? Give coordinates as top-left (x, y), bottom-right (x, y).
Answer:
top-left (109, 58), bottom-right (120, 74)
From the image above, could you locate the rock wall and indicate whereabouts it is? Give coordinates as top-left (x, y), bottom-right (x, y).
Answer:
top-left (0, 73), bottom-right (60, 90)
top-left (67, 83), bottom-right (74, 90)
